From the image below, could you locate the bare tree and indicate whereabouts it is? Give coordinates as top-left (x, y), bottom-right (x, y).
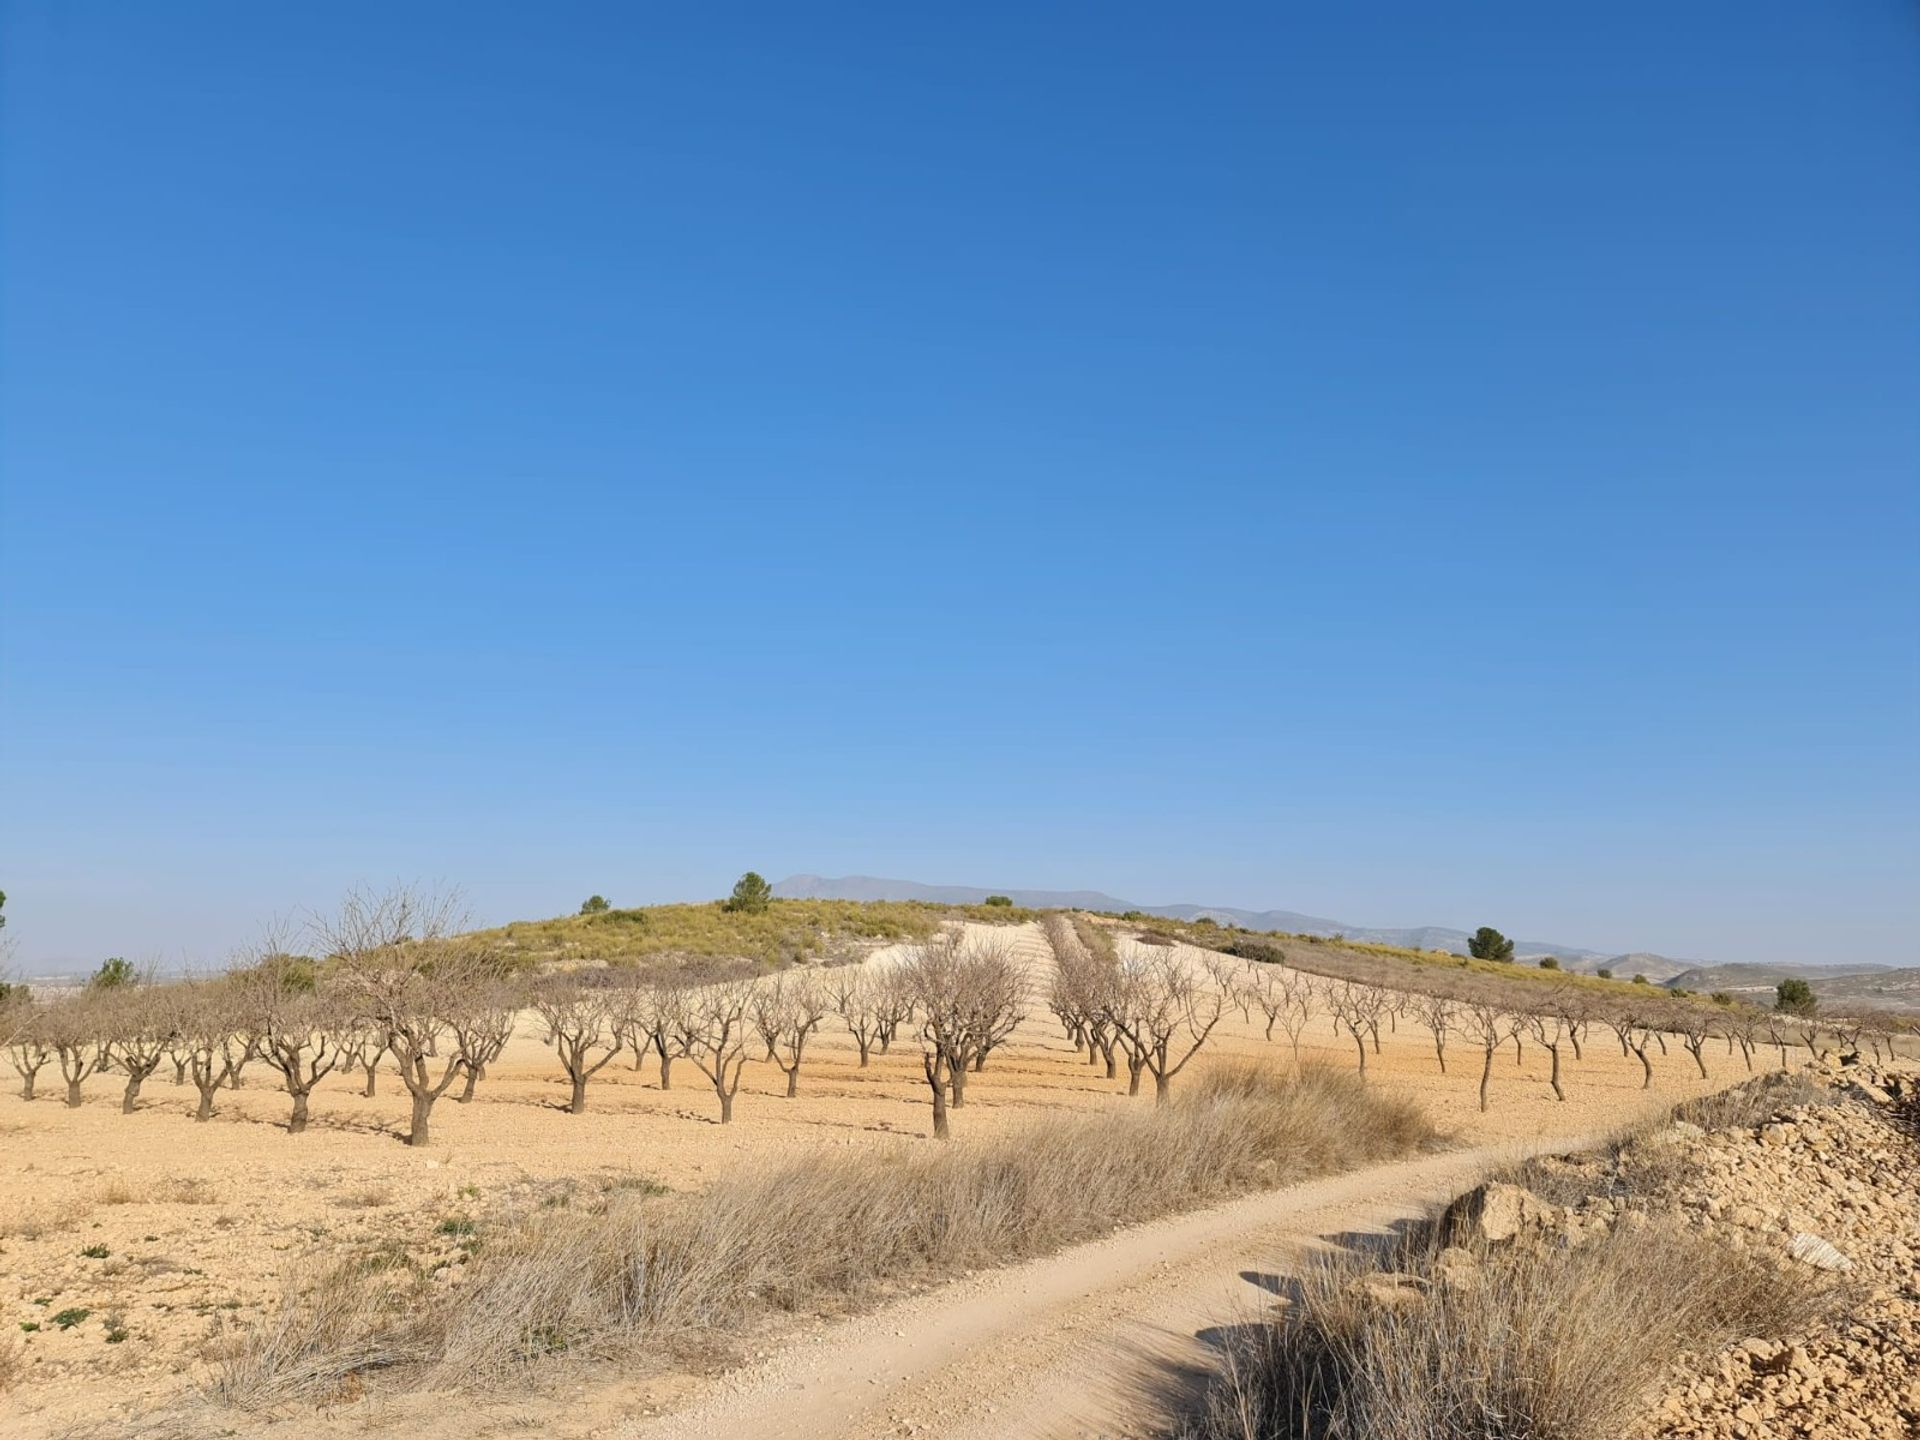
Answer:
top-left (105, 986), bottom-right (175, 1114)
top-left (751, 972), bottom-right (830, 1098)
top-left (605, 970), bottom-right (693, 1090)
top-left (1669, 1005), bottom-right (1716, 1080)
top-left (450, 982), bottom-right (519, 1102)
top-left (829, 968), bottom-right (885, 1067)
top-left (1761, 1013), bottom-right (1793, 1068)
top-left (1044, 916), bottom-right (1119, 1079)
top-left (1105, 945), bottom-right (1225, 1104)
top-left (1326, 981), bottom-right (1384, 1077)
top-left (1272, 969), bottom-right (1318, 1065)
top-left (178, 982), bottom-right (242, 1121)
top-left (533, 977), bottom-right (622, 1113)
top-left (674, 978), bottom-right (755, 1123)
top-left (1604, 1009), bottom-right (1658, 1090)
top-left (251, 985), bottom-right (348, 1134)
top-left (873, 969), bottom-right (915, 1055)
top-left (315, 886), bottom-right (477, 1147)
top-left (1461, 1001), bottom-right (1515, 1112)
top-left (1528, 1009), bottom-right (1570, 1102)
top-left (45, 996), bottom-right (109, 1108)
top-left (900, 934), bottom-right (1027, 1135)
top-left (6, 1003), bottom-right (51, 1100)
top-left (340, 1016), bottom-right (391, 1097)
top-left (1413, 993), bottom-right (1456, 1074)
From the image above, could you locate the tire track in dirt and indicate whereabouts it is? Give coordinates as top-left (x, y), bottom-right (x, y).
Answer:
top-left (613, 1131), bottom-right (1616, 1440)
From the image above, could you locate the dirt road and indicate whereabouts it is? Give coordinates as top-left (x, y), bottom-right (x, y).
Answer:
top-left (613, 1130), bottom-right (1615, 1440)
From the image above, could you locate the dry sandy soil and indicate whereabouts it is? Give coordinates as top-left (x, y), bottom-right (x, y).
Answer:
top-left (0, 923), bottom-right (1735, 1438)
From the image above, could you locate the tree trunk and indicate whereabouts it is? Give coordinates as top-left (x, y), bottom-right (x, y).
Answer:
top-left (1478, 1045), bottom-right (1494, 1112)
top-left (1352, 1030), bottom-right (1368, 1077)
top-left (289, 1089), bottom-right (311, 1133)
top-left (1433, 1038), bottom-right (1447, 1074)
top-left (66, 1078), bottom-right (83, 1108)
top-left (929, 1076), bottom-right (948, 1138)
top-left (569, 1075), bottom-right (588, 1113)
top-left (407, 1091), bottom-right (433, 1146)
top-left (19, 1072), bottom-right (36, 1101)
top-left (657, 1051), bottom-right (674, 1091)
top-left (1569, 1032), bottom-right (1583, 1061)
top-left (1153, 1071), bottom-right (1171, 1105)
top-left (949, 1062), bottom-right (968, 1108)
top-left (1688, 1044), bottom-right (1708, 1079)
top-left (1126, 1055), bottom-right (1144, 1096)
top-left (172, 1058), bottom-right (187, 1085)
top-left (196, 1087), bottom-right (216, 1121)
top-left (1513, 1034), bottom-right (1524, 1067)
top-left (1547, 1045), bottom-right (1564, 1101)
top-left (362, 1063), bottom-right (379, 1097)
top-left (1635, 1047), bottom-right (1653, 1090)
top-left (121, 1075), bottom-right (143, 1113)
top-left (458, 1066), bottom-right (479, 1103)
top-left (785, 1067), bottom-right (799, 1099)
top-left (856, 1036), bottom-right (871, 1068)
top-left (717, 1087), bottom-right (734, 1124)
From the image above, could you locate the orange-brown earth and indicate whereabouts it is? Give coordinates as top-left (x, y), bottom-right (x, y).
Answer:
top-left (0, 925), bottom-right (1733, 1438)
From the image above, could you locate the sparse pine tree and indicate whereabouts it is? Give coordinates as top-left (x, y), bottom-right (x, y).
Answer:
top-left (726, 872), bottom-right (773, 914)
top-left (91, 957), bottom-right (136, 990)
top-left (1467, 926), bottom-right (1514, 962)
top-left (580, 895), bottom-right (611, 915)
top-left (1774, 977), bottom-right (1817, 1018)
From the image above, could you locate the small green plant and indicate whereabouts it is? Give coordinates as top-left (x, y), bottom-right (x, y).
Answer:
top-left (435, 1216), bottom-right (476, 1238)
top-left (1710, 991), bottom-right (1735, 1006)
top-left (103, 1316), bottom-right (128, 1343)
top-left (80, 1244), bottom-right (110, 1259)
top-left (983, 894), bottom-right (1013, 908)
top-left (52, 1308), bottom-right (90, 1330)
top-left (1596, 967), bottom-right (1614, 979)
top-left (19, 1321), bottom-right (39, 1333)
top-left (1632, 974), bottom-right (1649, 984)
top-left (579, 894), bottom-right (611, 915)
top-left (1538, 956), bottom-right (1560, 971)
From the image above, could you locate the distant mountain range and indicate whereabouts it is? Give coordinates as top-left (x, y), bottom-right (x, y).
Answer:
top-left (773, 874), bottom-right (1908, 998)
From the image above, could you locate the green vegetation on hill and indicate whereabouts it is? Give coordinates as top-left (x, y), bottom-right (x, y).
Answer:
top-left (1144, 918), bottom-right (1687, 1003)
top-left (479, 896), bottom-right (1031, 970)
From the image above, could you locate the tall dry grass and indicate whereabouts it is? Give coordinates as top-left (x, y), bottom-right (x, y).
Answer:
top-left (217, 1062), bottom-right (1432, 1406)
top-left (1181, 1075), bottom-right (1852, 1440)
top-left (1183, 1220), bottom-right (1838, 1440)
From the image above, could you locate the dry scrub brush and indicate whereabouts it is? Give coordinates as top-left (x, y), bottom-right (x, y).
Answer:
top-left (1181, 1219), bottom-right (1839, 1440)
top-left (217, 1062), bottom-right (1433, 1404)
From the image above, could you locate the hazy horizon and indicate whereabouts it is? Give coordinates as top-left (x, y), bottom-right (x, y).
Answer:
top-left (3, 5), bottom-right (1916, 974)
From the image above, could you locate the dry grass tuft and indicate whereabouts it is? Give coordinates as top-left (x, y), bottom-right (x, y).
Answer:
top-left (154, 1175), bottom-right (221, 1206)
top-left (1183, 1219), bottom-right (1840, 1440)
top-left (219, 1063), bottom-right (1433, 1402)
top-left (1672, 1069), bottom-right (1837, 1132)
top-left (209, 1260), bottom-right (417, 1410)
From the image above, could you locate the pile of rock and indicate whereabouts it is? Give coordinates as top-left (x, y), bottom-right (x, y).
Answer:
top-left (1441, 1061), bottom-right (1918, 1439)
top-left (1629, 1063), bottom-right (1918, 1440)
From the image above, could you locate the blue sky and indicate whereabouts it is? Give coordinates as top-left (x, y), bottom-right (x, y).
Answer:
top-left (2, 3), bottom-right (1915, 972)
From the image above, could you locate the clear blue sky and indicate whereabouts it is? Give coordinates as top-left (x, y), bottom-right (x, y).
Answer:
top-left (2, 3), bottom-right (1915, 973)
